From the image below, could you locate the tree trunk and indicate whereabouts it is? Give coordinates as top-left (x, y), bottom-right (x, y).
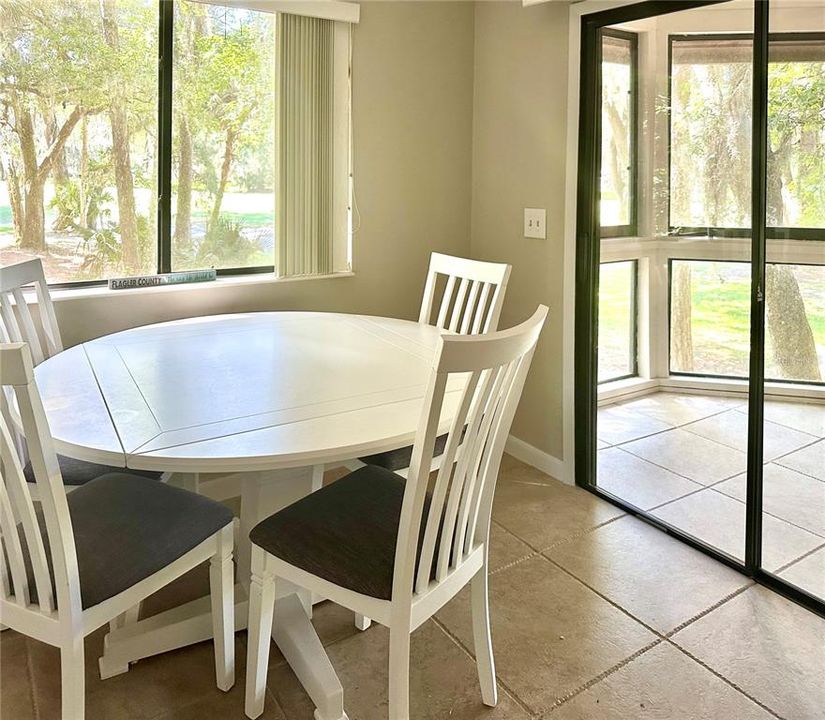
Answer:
top-left (766, 265), bottom-right (821, 381)
top-left (209, 128), bottom-right (236, 232)
top-left (173, 113), bottom-right (193, 248)
top-left (10, 96), bottom-right (84, 252)
top-left (21, 178), bottom-right (47, 252)
top-left (101, 0), bottom-right (140, 271)
top-left (79, 115), bottom-right (89, 228)
top-left (671, 263), bottom-right (694, 371)
top-left (4, 159), bottom-right (24, 245)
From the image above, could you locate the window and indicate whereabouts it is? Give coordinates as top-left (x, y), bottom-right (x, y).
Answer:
top-left (600, 30), bottom-right (637, 238)
top-left (669, 33), bottom-right (825, 238)
top-left (669, 259), bottom-right (824, 384)
top-left (598, 260), bottom-right (637, 383)
top-left (0, 1), bottom-right (349, 286)
top-left (0, 0), bottom-right (159, 284)
top-left (172, 2), bottom-right (275, 272)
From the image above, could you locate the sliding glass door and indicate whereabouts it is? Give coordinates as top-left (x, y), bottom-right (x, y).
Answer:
top-left (759, 1), bottom-right (825, 605)
top-left (576, 0), bottom-right (824, 617)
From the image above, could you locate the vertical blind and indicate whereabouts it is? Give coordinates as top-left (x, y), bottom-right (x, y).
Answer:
top-left (276, 14), bottom-right (335, 277)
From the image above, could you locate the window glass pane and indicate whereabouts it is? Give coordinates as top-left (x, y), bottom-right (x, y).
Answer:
top-left (172, 1), bottom-right (275, 272)
top-left (598, 260), bottom-right (636, 382)
top-left (765, 263), bottom-right (824, 383)
top-left (670, 38), bottom-right (753, 230)
top-left (600, 33), bottom-right (634, 231)
top-left (767, 40), bottom-right (825, 230)
top-left (670, 260), bottom-right (751, 377)
top-left (0, 0), bottom-right (158, 283)
top-left (671, 34), bottom-right (825, 232)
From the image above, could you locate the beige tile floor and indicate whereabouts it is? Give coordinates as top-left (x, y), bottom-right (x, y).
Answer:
top-left (598, 392), bottom-right (825, 600)
top-left (2, 454), bottom-right (824, 719)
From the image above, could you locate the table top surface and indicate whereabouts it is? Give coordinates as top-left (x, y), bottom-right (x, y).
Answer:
top-left (37, 312), bottom-right (462, 473)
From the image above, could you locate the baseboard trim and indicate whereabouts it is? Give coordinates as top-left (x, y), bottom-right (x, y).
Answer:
top-left (505, 435), bottom-right (569, 485)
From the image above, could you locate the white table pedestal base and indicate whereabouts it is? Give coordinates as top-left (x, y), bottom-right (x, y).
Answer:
top-left (99, 467), bottom-right (348, 720)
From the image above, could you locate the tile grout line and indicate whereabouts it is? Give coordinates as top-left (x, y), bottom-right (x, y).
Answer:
top-left (541, 638), bottom-right (665, 715)
top-left (664, 582), bottom-right (754, 638)
top-left (665, 639), bottom-right (788, 720)
top-left (430, 616), bottom-right (540, 719)
top-left (771, 539), bottom-right (825, 576)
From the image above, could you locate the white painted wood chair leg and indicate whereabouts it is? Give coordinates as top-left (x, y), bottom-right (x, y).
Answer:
top-left (354, 613), bottom-right (371, 631)
top-left (245, 564), bottom-right (276, 719)
top-left (388, 626), bottom-right (411, 720)
top-left (470, 568), bottom-right (497, 706)
top-left (210, 525), bottom-right (235, 692)
top-left (61, 636), bottom-right (85, 720)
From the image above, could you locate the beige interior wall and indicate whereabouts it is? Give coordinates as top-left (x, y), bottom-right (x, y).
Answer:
top-left (53, 1), bottom-right (476, 347)
top-left (470, 1), bottom-right (570, 461)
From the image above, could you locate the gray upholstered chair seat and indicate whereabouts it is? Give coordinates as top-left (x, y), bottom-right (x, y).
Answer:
top-left (18, 473), bottom-right (233, 609)
top-left (24, 454), bottom-right (163, 486)
top-left (359, 433), bottom-right (449, 472)
top-left (250, 465), bottom-right (434, 600)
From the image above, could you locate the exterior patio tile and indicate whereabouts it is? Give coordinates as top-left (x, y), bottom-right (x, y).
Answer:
top-left (683, 409), bottom-right (817, 461)
top-left (622, 428), bottom-right (746, 485)
top-left (651, 488), bottom-right (823, 571)
top-left (619, 392), bottom-right (740, 427)
top-left (779, 546), bottom-right (825, 601)
top-left (716, 464), bottom-right (825, 537)
top-left (743, 399), bottom-right (825, 438)
top-left (597, 404), bottom-right (673, 445)
top-left (774, 439), bottom-right (825, 481)
top-left (597, 446), bottom-right (702, 510)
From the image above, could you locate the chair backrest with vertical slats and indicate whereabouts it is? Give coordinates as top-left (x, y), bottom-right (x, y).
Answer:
top-left (0, 259), bottom-right (64, 366)
top-left (418, 253), bottom-right (512, 335)
top-left (0, 343), bottom-right (81, 623)
top-left (392, 305), bottom-right (548, 602)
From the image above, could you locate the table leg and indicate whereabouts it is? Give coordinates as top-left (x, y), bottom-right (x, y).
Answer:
top-left (99, 467), bottom-right (348, 720)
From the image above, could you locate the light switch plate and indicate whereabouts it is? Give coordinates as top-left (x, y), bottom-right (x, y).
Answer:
top-left (524, 208), bottom-right (546, 239)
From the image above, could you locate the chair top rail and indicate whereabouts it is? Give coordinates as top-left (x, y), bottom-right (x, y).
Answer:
top-left (0, 260), bottom-right (63, 362)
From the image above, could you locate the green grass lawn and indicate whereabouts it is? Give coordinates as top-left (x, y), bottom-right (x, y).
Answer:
top-left (599, 260), bottom-right (825, 381)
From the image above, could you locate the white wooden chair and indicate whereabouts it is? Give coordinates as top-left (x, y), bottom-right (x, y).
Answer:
top-left (245, 306), bottom-right (548, 720)
top-left (0, 259), bottom-right (165, 490)
top-left (0, 342), bottom-right (236, 719)
top-left (354, 252), bottom-right (512, 478)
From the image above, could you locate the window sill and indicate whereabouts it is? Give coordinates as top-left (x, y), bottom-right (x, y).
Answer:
top-left (49, 270), bottom-right (355, 302)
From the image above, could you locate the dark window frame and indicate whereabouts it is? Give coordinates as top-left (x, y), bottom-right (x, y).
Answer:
top-left (667, 31), bottom-right (825, 242)
top-left (597, 258), bottom-right (639, 384)
top-left (46, 0), bottom-right (276, 290)
top-left (599, 27), bottom-right (639, 239)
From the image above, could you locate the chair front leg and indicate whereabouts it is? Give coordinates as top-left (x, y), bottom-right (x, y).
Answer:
top-left (245, 550), bottom-right (277, 719)
top-left (388, 626), bottom-right (411, 720)
top-left (210, 524), bottom-right (235, 692)
top-left (470, 566), bottom-right (497, 707)
top-left (61, 636), bottom-right (85, 720)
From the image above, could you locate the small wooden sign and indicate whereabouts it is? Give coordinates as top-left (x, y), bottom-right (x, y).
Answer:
top-left (108, 269), bottom-right (217, 291)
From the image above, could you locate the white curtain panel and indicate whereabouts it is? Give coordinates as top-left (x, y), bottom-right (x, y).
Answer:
top-left (276, 13), bottom-right (335, 277)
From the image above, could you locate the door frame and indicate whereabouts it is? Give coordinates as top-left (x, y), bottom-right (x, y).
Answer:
top-left (572, 0), bottom-right (825, 618)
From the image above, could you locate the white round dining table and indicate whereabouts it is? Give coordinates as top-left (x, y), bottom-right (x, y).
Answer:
top-left (36, 311), bottom-right (463, 720)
